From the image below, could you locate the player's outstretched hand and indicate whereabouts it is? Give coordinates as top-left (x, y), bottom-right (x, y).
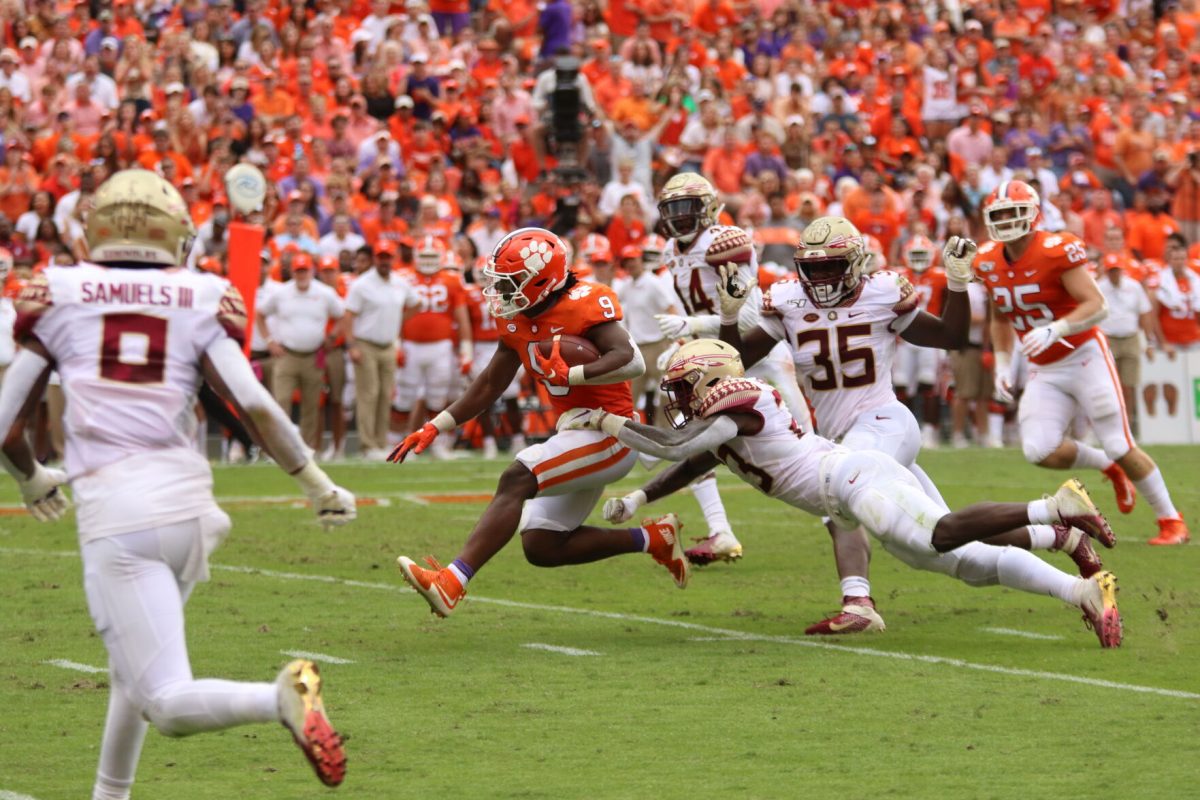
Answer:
top-left (534, 336), bottom-right (571, 386)
top-left (19, 464), bottom-right (70, 522)
top-left (655, 314), bottom-right (691, 339)
top-left (942, 236), bottom-right (977, 291)
top-left (387, 423), bottom-right (440, 463)
top-left (603, 490), bottom-right (646, 524)
top-left (556, 407), bottom-right (602, 432)
top-left (715, 262), bottom-right (757, 324)
top-left (314, 485), bottom-right (357, 531)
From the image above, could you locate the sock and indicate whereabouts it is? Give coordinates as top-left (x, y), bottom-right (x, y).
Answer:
top-left (1027, 498), bottom-right (1055, 525)
top-left (149, 681), bottom-right (278, 736)
top-left (995, 547), bottom-right (1079, 603)
top-left (840, 576), bottom-right (871, 598)
top-left (691, 475), bottom-right (733, 536)
top-left (1071, 443), bottom-right (1112, 471)
top-left (448, 559), bottom-right (474, 588)
top-left (1133, 467), bottom-right (1179, 519)
top-left (1027, 524), bottom-right (1057, 550)
top-left (988, 412), bottom-right (1004, 443)
top-left (630, 528), bottom-right (648, 552)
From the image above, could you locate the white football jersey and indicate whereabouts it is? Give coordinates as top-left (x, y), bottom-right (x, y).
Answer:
top-left (696, 376), bottom-right (836, 515)
top-left (663, 224), bottom-right (761, 331)
top-left (758, 271), bottom-right (920, 441)
top-left (17, 263), bottom-right (244, 539)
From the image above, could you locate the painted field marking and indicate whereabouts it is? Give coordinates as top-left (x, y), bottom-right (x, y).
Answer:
top-left (522, 643), bottom-right (601, 657)
top-left (4, 547), bottom-right (1198, 702)
top-left (0, 790), bottom-right (42, 800)
top-left (981, 626), bottom-right (1065, 641)
top-left (280, 649), bottom-right (355, 665)
top-left (43, 659), bottom-right (106, 675)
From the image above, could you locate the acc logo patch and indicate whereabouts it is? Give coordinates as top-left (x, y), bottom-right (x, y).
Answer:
top-left (976, 261), bottom-right (995, 273)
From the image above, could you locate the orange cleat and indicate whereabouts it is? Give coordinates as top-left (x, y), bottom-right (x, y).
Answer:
top-left (1101, 463), bottom-right (1136, 514)
top-left (276, 659), bottom-right (347, 787)
top-left (1148, 515), bottom-right (1191, 546)
top-left (396, 556), bottom-right (466, 617)
top-left (644, 513), bottom-right (689, 588)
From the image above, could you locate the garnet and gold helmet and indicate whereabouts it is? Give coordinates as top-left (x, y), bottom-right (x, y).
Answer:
top-left (87, 169), bottom-right (196, 266)
top-left (482, 227), bottom-right (569, 318)
top-left (661, 338), bottom-right (745, 428)
top-left (793, 216), bottom-right (873, 307)
top-left (657, 172), bottom-right (721, 242)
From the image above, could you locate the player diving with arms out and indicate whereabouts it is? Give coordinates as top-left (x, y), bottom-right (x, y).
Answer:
top-left (559, 338), bottom-right (1123, 647)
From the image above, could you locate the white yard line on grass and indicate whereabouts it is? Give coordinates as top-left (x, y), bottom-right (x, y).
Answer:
top-left (981, 627), bottom-right (1065, 641)
top-left (0, 790), bottom-right (42, 800)
top-left (43, 659), bottom-right (106, 675)
top-left (5, 547), bottom-right (1197, 702)
top-left (522, 643), bottom-right (601, 657)
top-left (280, 649), bottom-right (356, 665)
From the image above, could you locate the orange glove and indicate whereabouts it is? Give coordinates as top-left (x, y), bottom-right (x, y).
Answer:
top-left (534, 336), bottom-right (571, 386)
top-left (396, 347), bottom-right (407, 368)
top-left (980, 350), bottom-right (995, 370)
top-left (388, 422), bottom-right (439, 463)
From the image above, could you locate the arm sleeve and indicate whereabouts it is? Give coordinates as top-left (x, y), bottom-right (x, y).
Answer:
top-left (0, 349), bottom-right (52, 480)
top-left (615, 415), bottom-right (739, 461)
top-left (576, 324), bottom-right (646, 385)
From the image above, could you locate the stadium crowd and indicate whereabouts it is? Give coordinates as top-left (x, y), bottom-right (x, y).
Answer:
top-left (0, 0), bottom-right (1199, 462)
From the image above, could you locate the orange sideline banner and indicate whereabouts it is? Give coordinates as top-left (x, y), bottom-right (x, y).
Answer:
top-left (226, 221), bottom-right (265, 356)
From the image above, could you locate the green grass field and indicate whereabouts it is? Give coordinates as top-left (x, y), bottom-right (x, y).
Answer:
top-left (1, 446), bottom-right (1197, 799)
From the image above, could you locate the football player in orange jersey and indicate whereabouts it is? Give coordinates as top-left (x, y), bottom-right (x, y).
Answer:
top-left (389, 228), bottom-right (689, 617)
top-left (980, 181), bottom-right (1190, 545)
top-left (893, 234), bottom-right (948, 448)
top-left (395, 235), bottom-right (473, 459)
top-left (464, 256), bottom-right (526, 459)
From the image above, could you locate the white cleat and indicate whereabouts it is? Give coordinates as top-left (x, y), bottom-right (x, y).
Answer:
top-left (684, 530), bottom-right (744, 565)
top-left (1051, 479), bottom-right (1116, 548)
top-left (276, 659), bottom-right (347, 786)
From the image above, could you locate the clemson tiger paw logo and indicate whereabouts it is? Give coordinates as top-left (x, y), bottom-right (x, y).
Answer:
top-left (519, 240), bottom-right (553, 270)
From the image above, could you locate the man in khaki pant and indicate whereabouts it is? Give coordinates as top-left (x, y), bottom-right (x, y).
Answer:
top-left (343, 240), bottom-right (411, 459)
top-left (256, 253), bottom-right (344, 448)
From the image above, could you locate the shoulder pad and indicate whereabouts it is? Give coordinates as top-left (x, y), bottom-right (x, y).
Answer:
top-left (698, 378), bottom-right (762, 419)
top-left (217, 283), bottom-right (248, 346)
top-left (891, 272), bottom-right (919, 316)
top-left (976, 241), bottom-right (999, 257)
top-left (761, 284), bottom-right (778, 316)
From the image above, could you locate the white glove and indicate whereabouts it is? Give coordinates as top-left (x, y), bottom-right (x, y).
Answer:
top-left (294, 461), bottom-right (357, 531)
top-left (603, 490), bottom-right (647, 524)
top-left (714, 262), bottom-right (757, 325)
top-left (942, 236), bottom-right (977, 292)
top-left (1020, 319), bottom-right (1070, 358)
top-left (19, 464), bottom-right (70, 522)
top-left (993, 351), bottom-right (1014, 404)
top-left (656, 340), bottom-right (681, 371)
top-left (655, 313), bottom-right (692, 339)
top-left (556, 407), bottom-right (603, 432)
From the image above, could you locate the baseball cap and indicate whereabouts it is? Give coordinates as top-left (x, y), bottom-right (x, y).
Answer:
top-left (394, 94), bottom-right (414, 108)
top-left (292, 253), bottom-right (314, 271)
top-left (18, 37), bottom-right (37, 49)
top-left (375, 240), bottom-right (397, 255)
top-left (318, 255), bottom-right (339, 271)
top-left (100, 36), bottom-right (119, 50)
top-left (0, 49), bottom-right (16, 63)
top-left (620, 244), bottom-right (642, 260)
top-left (165, 82), bottom-right (185, 95)
top-left (410, 52), bottom-right (428, 63)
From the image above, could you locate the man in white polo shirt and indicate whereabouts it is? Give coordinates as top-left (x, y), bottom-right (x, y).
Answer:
top-left (342, 240), bottom-right (411, 459)
top-left (613, 243), bottom-right (678, 424)
top-left (1097, 251), bottom-right (1158, 435)
top-left (257, 252), bottom-right (345, 448)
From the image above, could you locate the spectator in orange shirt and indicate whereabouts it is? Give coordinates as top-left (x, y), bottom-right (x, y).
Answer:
top-left (253, 71), bottom-right (297, 123)
top-left (1079, 188), bottom-right (1125, 252)
top-left (692, 0), bottom-right (737, 37)
top-left (135, 122), bottom-right (194, 179)
top-left (605, 193), bottom-right (646, 257)
top-left (1113, 105), bottom-right (1158, 204)
top-left (701, 129), bottom-right (747, 197)
top-left (1127, 193), bottom-right (1180, 261)
top-left (0, 143), bottom-right (39, 223)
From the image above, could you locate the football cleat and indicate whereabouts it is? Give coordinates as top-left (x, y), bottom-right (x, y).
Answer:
top-left (396, 556), bottom-right (465, 617)
top-left (804, 596), bottom-right (886, 635)
top-left (644, 513), bottom-right (689, 588)
top-left (1078, 571), bottom-right (1122, 648)
top-left (1148, 515), bottom-right (1191, 546)
top-left (1101, 462), bottom-right (1136, 514)
top-left (276, 659), bottom-right (347, 787)
top-left (1051, 524), bottom-right (1103, 579)
top-left (1050, 479), bottom-right (1115, 548)
top-left (684, 530), bottom-right (744, 566)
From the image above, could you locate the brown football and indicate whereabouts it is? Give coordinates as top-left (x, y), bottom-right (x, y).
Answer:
top-left (535, 334), bottom-right (602, 366)
top-left (705, 226), bottom-right (755, 266)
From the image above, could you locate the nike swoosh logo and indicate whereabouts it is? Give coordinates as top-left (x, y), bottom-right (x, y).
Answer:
top-left (1023, 270), bottom-right (1037, 277)
top-left (875, 416), bottom-right (889, 420)
top-left (848, 471), bottom-right (861, 485)
top-left (432, 581), bottom-right (460, 610)
top-left (848, 311), bottom-right (865, 318)
top-left (828, 618), bottom-right (864, 632)
top-left (550, 326), bottom-right (564, 333)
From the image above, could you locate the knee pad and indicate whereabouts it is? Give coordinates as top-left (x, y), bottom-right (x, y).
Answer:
top-left (1021, 424), bottom-right (1060, 465)
top-left (144, 691), bottom-right (190, 738)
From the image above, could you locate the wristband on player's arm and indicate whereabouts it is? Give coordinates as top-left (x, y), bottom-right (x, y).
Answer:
top-left (430, 410), bottom-right (457, 433)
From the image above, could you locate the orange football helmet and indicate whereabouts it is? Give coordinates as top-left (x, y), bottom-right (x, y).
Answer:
top-left (641, 234), bottom-right (668, 267)
top-left (483, 227), bottom-right (569, 318)
top-left (903, 235), bottom-right (936, 273)
top-left (983, 180), bottom-right (1041, 243)
top-left (580, 232), bottom-right (613, 265)
top-left (414, 235), bottom-right (447, 275)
